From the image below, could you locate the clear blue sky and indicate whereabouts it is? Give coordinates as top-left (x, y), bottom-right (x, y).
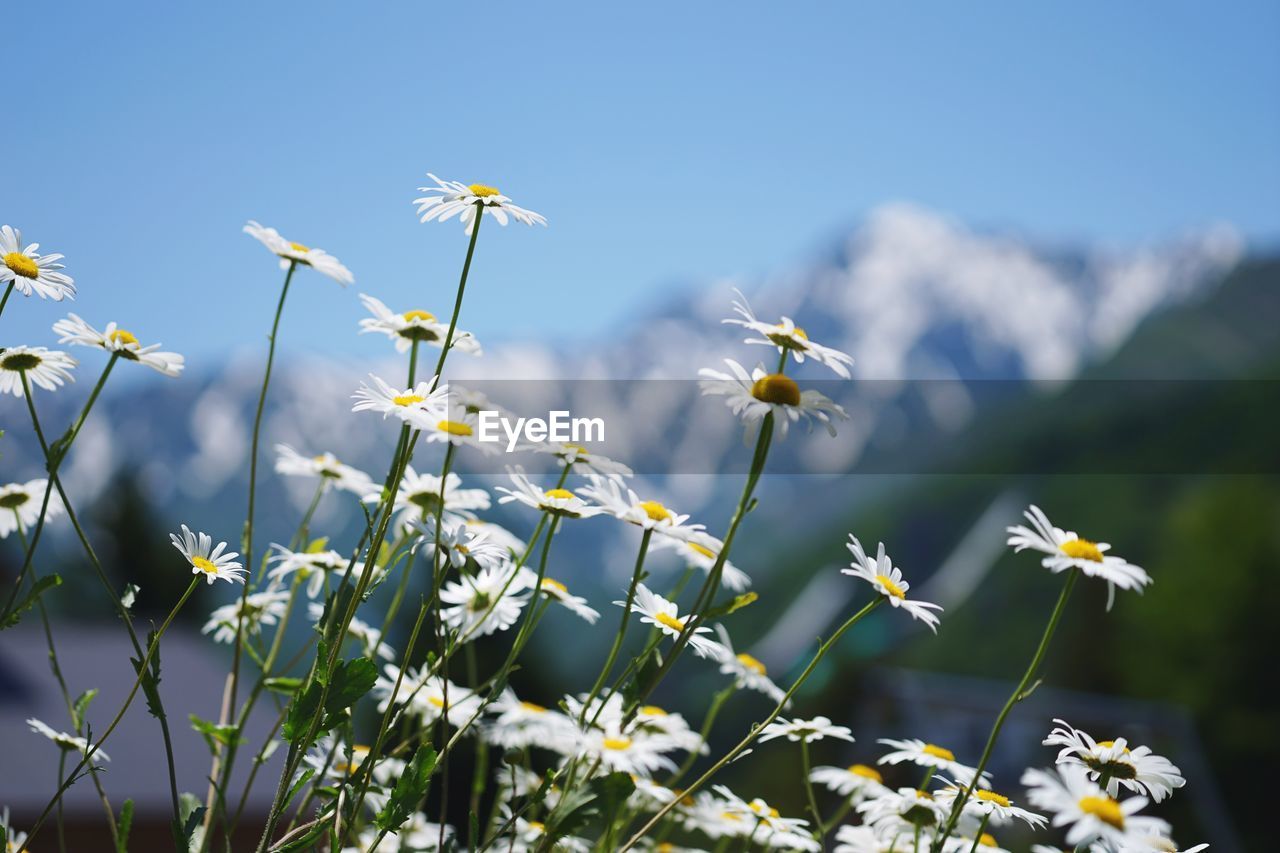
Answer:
top-left (8, 1), bottom-right (1279, 361)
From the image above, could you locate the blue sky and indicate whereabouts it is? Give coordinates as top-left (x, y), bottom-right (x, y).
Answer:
top-left (8, 1), bottom-right (1279, 362)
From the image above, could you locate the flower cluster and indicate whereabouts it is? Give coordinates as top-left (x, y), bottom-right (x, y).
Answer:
top-left (1, 176), bottom-right (1207, 853)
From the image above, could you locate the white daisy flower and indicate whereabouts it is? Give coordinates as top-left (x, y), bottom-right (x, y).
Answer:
top-left (500, 814), bottom-right (588, 853)
top-left (412, 516), bottom-right (510, 572)
top-left (631, 704), bottom-right (706, 754)
top-left (614, 583), bottom-right (719, 658)
top-left (52, 314), bottom-right (184, 376)
top-left (0, 479), bottom-right (64, 539)
top-left (27, 718), bottom-right (109, 764)
top-left (395, 813), bottom-right (456, 851)
top-left (243, 221), bottom-right (354, 285)
top-left (268, 546), bottom-right (374, 599)
top-left (0, 345), bottom-right (76, 396)
top-left (876, 738), bottom-right (990, 786)
top-left (301, 737), bottom-right (376, 781)
top-left (462, 518), bottom-right (526, 557)
top-left (655, 532), bottom-right (752, 592)
top-left (357, 293), bottom-right (481, 355)
top-left (712, 786), bottom-right (819, 850)
top-left (421, 410), bottom-right (498, 454)
top-left (759, 715), bottom-right (854, 744)
top-left (484, 690), bottom-right (578, 752)
top-left (413, 173), bottom-right (547, 235)
top-left (1007, 505), bottom-right (1152, 608)
top-left (374, 664), bottom-right (482, 727)
top-left (933, 779), bottom-right (1046, 828)
top-left (942, 833), bottom-right (1012, 853)
top-left (1, 809), bottom-right (30, 853)
top-left (1021, 764), bottom-right (1170, 851)
top-left (496, 466), bottom-right (603, 519)
top-left (528, 574), bottom-right (600, 624)
top-left (202, 590), bottom-right (289, 644)
top-left (274, 444), bottom-right (375, 496)
top-left (709, 624), bottom-right (783, 702)
top-left (1043, 719), bottom-right (1186, 803)
top-left (170, 523), bottom-right (246, 585)
top-left (533, 442), bottom-right (633, 481)
top-left (440, 562), bottom-right (531, 641)
top-left (808, 763), bottom-right (891, 802)
top-left (724, 288), bottom-right (854, 378)
top-left (699, 358), bottom-right (847, 438)
top-left (857, 787), bottom-right (948, 835)
top-left (574, 724), bottom-right (678, 777)
top-left (351, 374), bottom-right (449, 429)
top-left (833, 824), bottom-right (899, 853)
top-left (578, 476), bottom-right (705, 542)
top-left (1118, 837), bottom-right (1209, 853)
top-left (375, 467), bottom-right (491, 529)
top-left (842, 536), bottom-right (943, 632)
top-left (306, 603), bottom-right (394, 660)
top-left (1, 225), bottom-right (75, 301)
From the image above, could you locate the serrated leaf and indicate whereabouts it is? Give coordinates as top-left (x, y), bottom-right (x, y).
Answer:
top-left (174, 792), bottom-right (205, 853)
top-left (375, 744), bottom-right (437, 831)
top-left (283, 657), bottom-right (377, 744)
top-left (189, 714), bottom-right (242, 750)
top-left (130, 630), bottom-right (166, 722)
top-left (1, 574), bottom-right (62, 630)
top-left (547, 771), bottom-right (634, 841)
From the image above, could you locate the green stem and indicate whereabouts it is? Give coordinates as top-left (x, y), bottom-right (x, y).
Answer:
top-left (579, 528), bottom-right (654, 724)
top-left (17, 578), bottom-right (201, 853)
top-left (800, 739), bottom-right (823, 841)
top-left (665, 686), bottom-right (735, 787)
top-left (430, 204), bottom-right (484, 388)
top-left (0, 280), bottom-right (14, 318)
top-left (933, 569), bottom-right (1079, 850)
top-left (619, 597), bottom-right (882, 851)
top-left (966, 814), bottom-right (990, 853)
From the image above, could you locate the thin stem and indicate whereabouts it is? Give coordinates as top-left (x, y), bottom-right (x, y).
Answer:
top-left (430, 205), bottom-right (484, 388)
top-left (0, 280), bottom-right (14, 318)
top-left (18, 578), bottom-right (201, 853)
top-left (800, 739), bottom-right (823, 839)
top-left (933, 569), bottom-right (1079, 850)
top-left (579, 528), bottom-right (653, 723)
top-left (619, 597), bottom-right (882, 851)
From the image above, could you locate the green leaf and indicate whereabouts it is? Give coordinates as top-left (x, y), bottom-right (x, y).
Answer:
top-left (264, 676), bottom-right (304, 694)
top-left (375, 744), bottom-right (437, 832)
top-left (72, 688), bottom-right (100, 730)
top-left (115, 799), bottom-right (134, 853)
top-left (1, 574), bottom-right (62, 630)
top-left (130, 630), bottom-right (167, 722)
top-left (174, 792), bottom-right (205, 853)
top-left (283, 768), bottom-right (316, 813)
top-left (282, 657), bottom-right (377, 744)
top-left (545, 772), bottom-right (635, 841)
top-left (189, 714), bottom-right (242, 750)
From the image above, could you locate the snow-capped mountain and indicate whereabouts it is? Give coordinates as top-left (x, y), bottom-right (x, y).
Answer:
top-left (1, 204), bottom-right (1244, 531)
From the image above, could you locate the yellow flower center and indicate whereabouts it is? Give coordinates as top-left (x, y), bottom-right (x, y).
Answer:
top-left (847, 764), bottom-right (883, 782)
top-left (689, 542), bottom-right (717, 559)
top-left (1059, 538), bottom-right (1104, 562)
top-left (543, 488), bottom-right (575, 501)
top-left (637, 500), bottom-right (672, 522)
top-left (468, 184), bottom-right (501, 198)
top-left (3, 251), bottom-right (39, 279)
top-left (109, 329), bottom-right (139, 346)
top-left (749, 802), bottom-right (780, 818)
top-left (1, 352), bottom-right (42, 372)
top-left (437, 420), bottom-right (473, 436)
top-left (750, 373), bottom-right (801, 406)
top-left (736, 653), bottom-right (767, 675)
top-left (639, 705), bottom-right (667, 717)
top-left (768, 324), bottom-right (810, 349)
top-left (527, 820), bottom-right (545, 833)
top-left (1078, 795), bottom-right (1125, 829)
top-left (402, 309), bottom-right (436, 322)
top-left (289, 241), bottom-right (310, 253)
top-left (979, 833), bottom-right (998, 848)
top-left (428, 696), bottom-right (445, 709)
top-left (975, 789), bottom-right (1010, 807)
top-left (519, 701), bottom-right (547, 713)
top-left (562, 443), bottom-right (590, 456)
top-left (654, 612), bottom-right (685, 632)
top-left (0, 491), bottom-right (31, 509)
top-left (602, 736), bottom-right (632, 751)
top-left (392, 394), bottom-right (425, 407)
top-left (922, 744), bottom-right (955, 761)
top-left (540, 578), bottom-right (568, 595)
top-left (875, 574), bottom-right (907, 599)
top-left (192, 556), bottom-right (219, 575)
